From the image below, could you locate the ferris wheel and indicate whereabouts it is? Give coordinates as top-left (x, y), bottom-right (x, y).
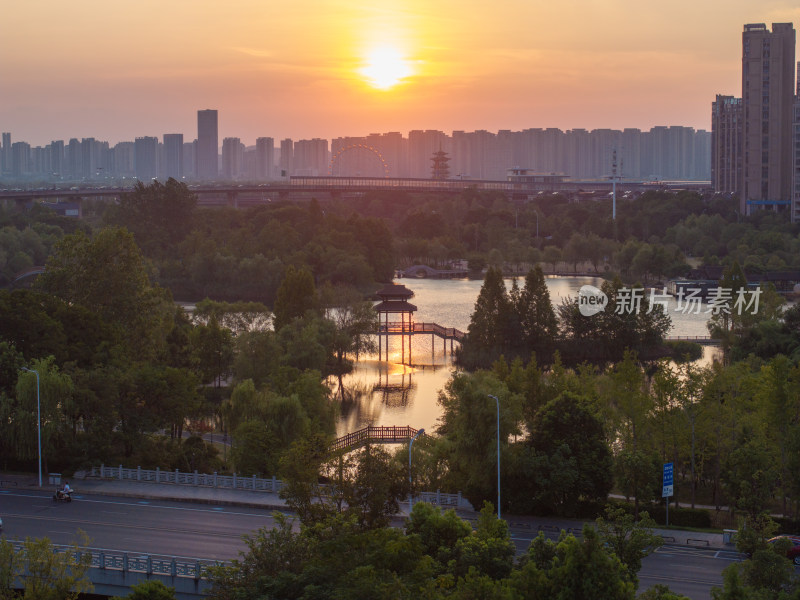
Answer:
top-left (328, 144), bottom-right (390, 177)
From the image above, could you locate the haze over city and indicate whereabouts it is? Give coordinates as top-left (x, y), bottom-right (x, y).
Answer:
top-left (4, 0), bottom-right (800, 145)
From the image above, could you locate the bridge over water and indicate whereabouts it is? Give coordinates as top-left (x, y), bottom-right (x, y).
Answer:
top-left (331, 425), bottom-right (424, 453)
top-left (665, 335), bottom-right (719, 346)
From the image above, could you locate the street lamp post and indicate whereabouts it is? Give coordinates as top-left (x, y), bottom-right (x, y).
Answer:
top-left (21, 367), bottom-right (42, 488)
top-left (408, 428), bottom-right (425, 514)
top-left (487, 394), bottom-right (501, 519)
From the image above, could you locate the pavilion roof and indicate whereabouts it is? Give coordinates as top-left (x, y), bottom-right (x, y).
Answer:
top-left (374, 300), bottom-right (417, 313)
top-left (375, 283), bottom-right (414, 300)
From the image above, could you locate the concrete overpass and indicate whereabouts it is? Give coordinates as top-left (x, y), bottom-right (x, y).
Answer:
top-left (0, 177), bottom-right (712, 210)
top-left (6, 540), bottom-right (215, 600)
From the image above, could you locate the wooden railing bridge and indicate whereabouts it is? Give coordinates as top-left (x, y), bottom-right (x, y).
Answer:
top-left (378, 321), bottom-right (465, 341)
top-left (665, 335), bottom-right (719, 346)
top-left (331, 425), bottom-right (424, 452)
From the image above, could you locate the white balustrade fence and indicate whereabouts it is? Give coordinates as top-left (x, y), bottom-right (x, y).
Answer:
top-left (90, 464), bottom-right (469, 509)
top-left (4, 539), bottom-right (217, 580)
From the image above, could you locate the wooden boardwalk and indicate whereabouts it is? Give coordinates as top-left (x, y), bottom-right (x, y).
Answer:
top-left (378, 321), bottom-right (465, 341)
top-left (331, 425), bottom-right (424, 453)
top-left (665, 335), bottom-right (719, 346)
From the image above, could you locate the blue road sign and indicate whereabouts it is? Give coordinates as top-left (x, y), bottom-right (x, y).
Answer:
top-left (662, 462), bottom-right (673, 498)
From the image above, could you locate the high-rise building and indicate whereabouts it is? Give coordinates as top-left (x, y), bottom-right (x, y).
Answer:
top-left (49, 140), bottom-right (65, 178)
top-left (293, 138), bottom-right (329, 175)
top-left (11, 142), bottom-right (30, 177)
top-left (163, 133), bottom-right (183, 180)
top-left (134, 136), bottom-right (158, 180)
top-left (693, 130), bottom-right (712, 180)
top-left (711, 95), bottom-right (743, 194)
top-left (1, 133), bottom-right (10, 175)
top-left (112, 142), bottom-right (135, 177)
top-left (793, 62), bottom-right (800, 221)
top-left (255, 137), bottom-right (274, 179)
top-left (81, 138), bottom-right (96, 179)
top-left (66, 139), bottom-right (81, 179)
top-left (741, 23), bottom-right (796, 215)
top-left (221, 137), bottom-right (244, 179)
top-left (183, 141), bottom-right (196, 179)
top-left (196, 109), bottom-right (218, 180)
top-left (279, 138), bottom-right (293, 177)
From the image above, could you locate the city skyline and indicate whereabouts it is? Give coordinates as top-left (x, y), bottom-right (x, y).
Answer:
top-left (0, 121), bottom-right (712, 183)
top-left (3, 1), bottom-right (800, 146)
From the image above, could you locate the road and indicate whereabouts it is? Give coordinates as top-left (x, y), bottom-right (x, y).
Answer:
top-left (505, 528), bottom-right (733, 600)
top-left (1, 488), bottom-right (735, 599)
top-left (0, 488), bottom-right (273, 560)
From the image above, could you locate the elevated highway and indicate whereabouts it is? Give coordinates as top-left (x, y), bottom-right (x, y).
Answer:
top-left (0, 176), bottom-right (712, 210)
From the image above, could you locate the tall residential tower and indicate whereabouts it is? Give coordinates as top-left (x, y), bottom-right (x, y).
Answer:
top-left (711, 95), bottom-right (743, 195)
top-left (741, 23), bottom-right (796, 215)
top-left (196, 109), bottom-right (218, 180)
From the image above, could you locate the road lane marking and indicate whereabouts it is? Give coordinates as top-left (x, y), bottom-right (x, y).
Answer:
top-left (0, 492), bottom-right (273, 518)
top-left (639, 573), bottom-right (722, 586)
top-left (714, 550), bottom-right (743, 561)
top-left (6, 513), bottom-right (249, 541)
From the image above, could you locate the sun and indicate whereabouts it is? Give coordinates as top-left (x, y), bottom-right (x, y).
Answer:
top-left (359, 47), bottom-right (413, 90)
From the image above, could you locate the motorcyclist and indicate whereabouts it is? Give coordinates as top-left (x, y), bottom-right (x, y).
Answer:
top-left (57, 481), bottom-right (72, 499)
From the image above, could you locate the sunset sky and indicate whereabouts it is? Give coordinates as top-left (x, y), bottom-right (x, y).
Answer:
top-left (2, 0), bottom-right (799, 146)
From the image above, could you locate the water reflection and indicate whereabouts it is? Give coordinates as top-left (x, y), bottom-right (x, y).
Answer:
top-left (333, 277), bottom-right (720, 436)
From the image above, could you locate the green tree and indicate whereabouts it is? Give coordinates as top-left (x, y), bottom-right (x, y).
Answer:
top-left (722, 437), bottom-right (778, 519)
top-left (528, 391), bottom-right (613, 516)
top-left (638, 584), bottom-right (691, 600)
top-left (563, 233), bottom-right (588, 273)
top-left (708, 260), bottom-right (748, 350)
top-left (512, 527), bottom-right (635, 600)
top-left (436, 371), bottom-right (520, 509)
top-left (18, 534), bottom-right (93, 600)
top-left (320, 286), bottom-right (378, 376)
top-left (232, 330), bottom-right (281, 388)
top-left (449, 502), bottom-right (516, 580)
top-left (273, 265), bottom-right (317, 331)
top-left (713, 514), bottom-right (799, 600)
top-left (6, 356), bottom-right (73, 473)
top-left (193, 299), bottom-right (271, 335)
top-left (278, 433), bottom-right (338, 524)
top-left (230, 420), bottom-right (278, 476)
top-left (405, 501), bottom-right (473, 571)
top-left (206, 513), bottom-right (309, 600)
top-left (0, 538), bottom-right (22, 600)
top-left (753, 355), bottom-right (800, 517)
top-left (124, 580), bottom-right (177, 600)
top-left (461, 266), bottom-right (515, 365)
top-left (37, 227), bottom-right (174, 359)
top-left (609, 351), bottom-right (657, 518)
top-left (514, 266), bottom-right (558, 354)
top-left (542, 245), bottom-right (561, 274)
top-left (190, 316), bottom-right (234, 388)
top-left (343, 444), bottom-right (407, 529)
top-left (106, 179), bottom-right (197, 257)
top-left (595, 506), bottom-right (663, 590)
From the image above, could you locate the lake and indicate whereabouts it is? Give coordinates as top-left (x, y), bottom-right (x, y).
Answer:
top-left (333, 276), bottom-right (720, 437)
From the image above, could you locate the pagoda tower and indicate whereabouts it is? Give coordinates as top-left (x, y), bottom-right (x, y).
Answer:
top-left (431, 148), bottom-right (450, 180)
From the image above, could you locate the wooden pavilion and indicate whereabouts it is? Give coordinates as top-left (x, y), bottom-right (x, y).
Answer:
top-left (374, 283), bottom-right (417, 364)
